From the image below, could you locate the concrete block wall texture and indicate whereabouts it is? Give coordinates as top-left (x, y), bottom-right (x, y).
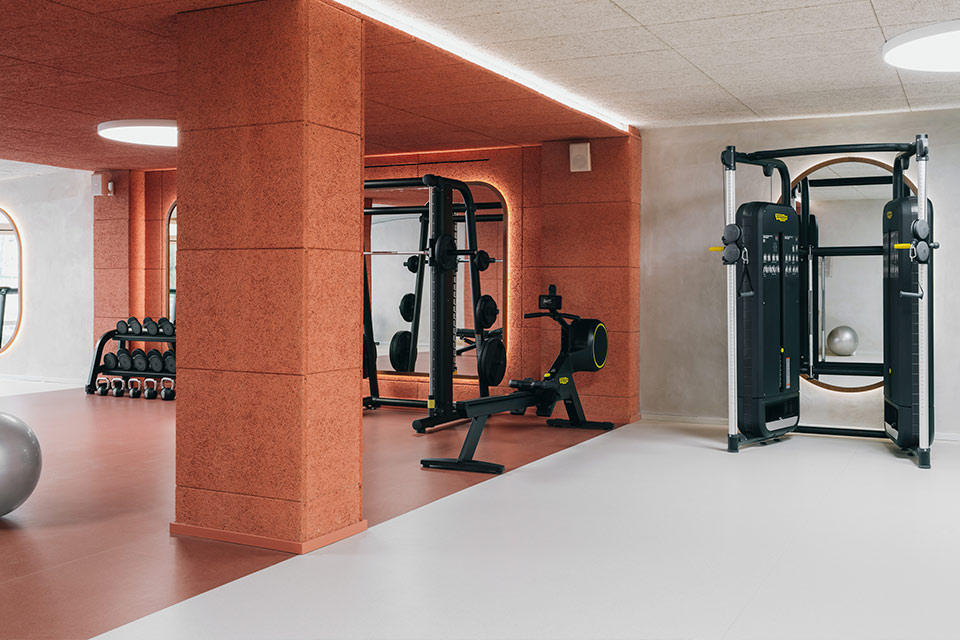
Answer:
top-left (171, 0), bottom-right (366, 553)
top-left (639, 109), bottom-right (960, 435)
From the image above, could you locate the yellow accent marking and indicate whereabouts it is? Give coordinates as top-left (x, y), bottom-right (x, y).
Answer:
top-left (559, 377), bottom-right (569, 385)
top-left (594, 323), bottom-right (607, 369)
top-left (781, 348), bottom-right (784, 353)
top-left (427, 399), bottom-right (435, 409)
top-left (894, 243), bottom-right (912, 250)
top-left (544, 372), bottom-right (551, 378)
top-left (774, 213), bottom-right (788, 222)
top-left (886, 211), bottom-right (893, 219)
top-left (708, 246), bottom-right (724, 252)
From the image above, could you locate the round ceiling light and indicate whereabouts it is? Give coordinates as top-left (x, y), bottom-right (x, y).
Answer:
top-left (97, 120), bottom-right (178, 147)
top-left (882, 21), bottom-right (960, 72)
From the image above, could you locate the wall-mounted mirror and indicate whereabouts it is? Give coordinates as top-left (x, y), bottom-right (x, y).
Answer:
top-left (366, 182), bottom-right (506, 377)
top-left (794, 158), bottom-right (914, 392)
top-left (0, 207), bottom-right (21, 352)
top-left (166, 201), bottom-right (176, 322)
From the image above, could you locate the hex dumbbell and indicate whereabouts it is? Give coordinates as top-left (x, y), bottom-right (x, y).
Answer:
top-left (157, 317), bottom-right (175, 336)
top-left (147, 349), bottom-right (164, 373)
top-left (142, 317), bottom-right (159, 336)
top-left (131, 349), bottom-right (148, 372)
top-left (162, 350), bottom-right (176, 373)
top-left (116, 348), bottom-right (133, 371)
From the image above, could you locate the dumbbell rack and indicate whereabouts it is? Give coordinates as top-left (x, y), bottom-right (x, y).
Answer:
top-left (85, 329), bottom-right (176, 394)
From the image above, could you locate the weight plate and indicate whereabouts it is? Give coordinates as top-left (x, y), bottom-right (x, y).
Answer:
top-left (116, 320), bottom-right (128, 335)
top-left (398, 293), bottom-right (417, 323)
top-left (477, 337), bottom-right (507, 386)
top-left (912, 219), bottom-right (930, 241)
top-left (432, 234), bottom-right (459, 272)
top-left (164, 354), bottom-right (176, 374)
top-left (475, 294), bottom-right (499, 330)
top-left (389, 330), bottom-right (414, 372)
top-left (103, 352), bottom-right (119, 370)
top-left (473, 249), bottom-right (492, 272)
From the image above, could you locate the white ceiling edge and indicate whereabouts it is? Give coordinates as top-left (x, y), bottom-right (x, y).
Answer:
top-left (339, 0), bottom-right (633, 131)
top-left (0, 158), bottom-right (85, 182)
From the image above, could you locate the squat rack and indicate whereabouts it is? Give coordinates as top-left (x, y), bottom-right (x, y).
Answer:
top-left (721, 136), bottom-right (935, 467)
top-left (362, 176), bottom-right (507, 430)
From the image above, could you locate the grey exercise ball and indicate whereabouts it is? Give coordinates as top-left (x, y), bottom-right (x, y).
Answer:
top-left (0, 412), bottom-right (42, 518)
top-left (827, 325), bottom-right (859, 357)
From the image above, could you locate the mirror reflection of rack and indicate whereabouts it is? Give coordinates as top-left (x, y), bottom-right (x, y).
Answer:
top-left (165, 201), bottom-right (176, 322)
top-left (0, 207), bottom-right (22, 352)
top-left (792, 158), bottom-right (916, 392)
top-left (365, 181), bottom-right (507, 378)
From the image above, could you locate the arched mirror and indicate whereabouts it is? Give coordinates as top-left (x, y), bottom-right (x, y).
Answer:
top-left (793, 158), bottom-right (915, 393)
top-left (0, 207), bottom-right (21, 352)
top-left (365, 181), bottom-right (507, 377)
top-left (165, 201), bottom-right (176, 322)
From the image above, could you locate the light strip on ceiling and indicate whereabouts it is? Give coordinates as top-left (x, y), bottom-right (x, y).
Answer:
top-left (338, 0), bottom-right (631, 131)
top-left (98, 120), bottom-right (178, 147)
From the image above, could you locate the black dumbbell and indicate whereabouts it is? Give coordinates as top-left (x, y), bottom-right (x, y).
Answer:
top-left (103, 351), bottom-right (119, 370)
top-left (143, 378), bottom-right (158, 400)
top-left (160, 377), bottom-right (175, 401)
top-left (128, 379), bottom-right (142, 399)
top-left (163, 350), bottom-right (176, 373)
top-left (110, 378), bottom-right (125, 397)
top-left (131, 348), bottom-right (148, 372)
top-left (116, 320), bottom-right (129, 335)
top-left (158, 317), bottom-right (175, 336)
top-left (147, 349), bottom-right (164, 373)
top-left (95, 377), bottom-right (109, 396)
top-left (399, 293), bottom-right (416, 322)
top-left (126, 317), bottom-right (142, 335)
top-left (116, 348), bottom-right (133, 371)
top-left (142, 317), bottom-right (159, 336)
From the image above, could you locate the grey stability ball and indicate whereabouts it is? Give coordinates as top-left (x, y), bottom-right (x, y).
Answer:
top-left (0, 412), bottom-right (42, 518)
top-left (827, 325), bottom-right (859, 357)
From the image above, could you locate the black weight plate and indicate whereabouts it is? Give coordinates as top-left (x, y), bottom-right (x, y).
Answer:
top-left (432, 234), bottom-right (459, 271)
top-left (473, 249), bottom-right (492, 271)
top-left (389, 330), bottom-right (413, 372)
top-left (477, 337), bottom-right (507, 386)
top-left (398, 293), bottom-right (417, 323)
top-left (143, 318), bottom-right (159, 335)
top-left (475, 294), bottom-right (499, 330)
top-left (164, 354), bottom-right (176, 374)
top-left (116, 320), bottom-right (128, 335)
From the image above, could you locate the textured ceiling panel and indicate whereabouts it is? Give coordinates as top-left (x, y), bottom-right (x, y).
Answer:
top-left (0, 2), bottom-right (622, 171)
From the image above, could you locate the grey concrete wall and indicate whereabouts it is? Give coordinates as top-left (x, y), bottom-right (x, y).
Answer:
top-left (639, 108), bottom-right (960, 435)
top-left (0, 169), bottom-right (93, 382)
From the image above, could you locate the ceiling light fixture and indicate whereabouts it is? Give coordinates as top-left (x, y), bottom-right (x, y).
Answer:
top-left (335, 1), bottom-right (631, 131)
top-left (97, 120), bottom-right (178, 147)
top-left (882, 21), bottom-right (960, 72)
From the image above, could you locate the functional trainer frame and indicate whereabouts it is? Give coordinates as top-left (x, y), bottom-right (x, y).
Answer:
top-left (719, 136), bottom-right (937, 468)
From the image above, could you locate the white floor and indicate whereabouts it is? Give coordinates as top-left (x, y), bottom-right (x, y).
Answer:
top-left (0, 378), bottom-right (80, 397)
top-left (97, 420), bottom-right (960, 640)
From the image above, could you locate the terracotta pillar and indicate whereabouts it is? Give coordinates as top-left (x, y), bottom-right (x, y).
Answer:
top-left (172, 0), bottom-right (365, 553)
top-left (539, 135), bottom-right (641, 423)
top-left (93, 170), bottom-right (138, 341)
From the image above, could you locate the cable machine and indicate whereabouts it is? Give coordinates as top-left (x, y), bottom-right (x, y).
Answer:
top-left (716, 135), bottom-right (938, 468)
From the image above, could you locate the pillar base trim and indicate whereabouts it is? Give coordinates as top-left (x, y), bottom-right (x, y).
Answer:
top-left (170, 519), bottom-right (368, 555)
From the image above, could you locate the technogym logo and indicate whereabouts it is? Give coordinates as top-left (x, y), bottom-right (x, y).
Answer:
top-left (775, 213), bottom-right (788, 222)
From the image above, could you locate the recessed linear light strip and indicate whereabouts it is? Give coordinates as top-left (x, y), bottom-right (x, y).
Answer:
top-left (338, 0), bottom-right (631, 132)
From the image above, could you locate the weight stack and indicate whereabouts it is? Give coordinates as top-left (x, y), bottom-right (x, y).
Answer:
top-left (882, 196), bottom-right (935, 449)
top-left (736, 202), bottom-right (801, 438)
